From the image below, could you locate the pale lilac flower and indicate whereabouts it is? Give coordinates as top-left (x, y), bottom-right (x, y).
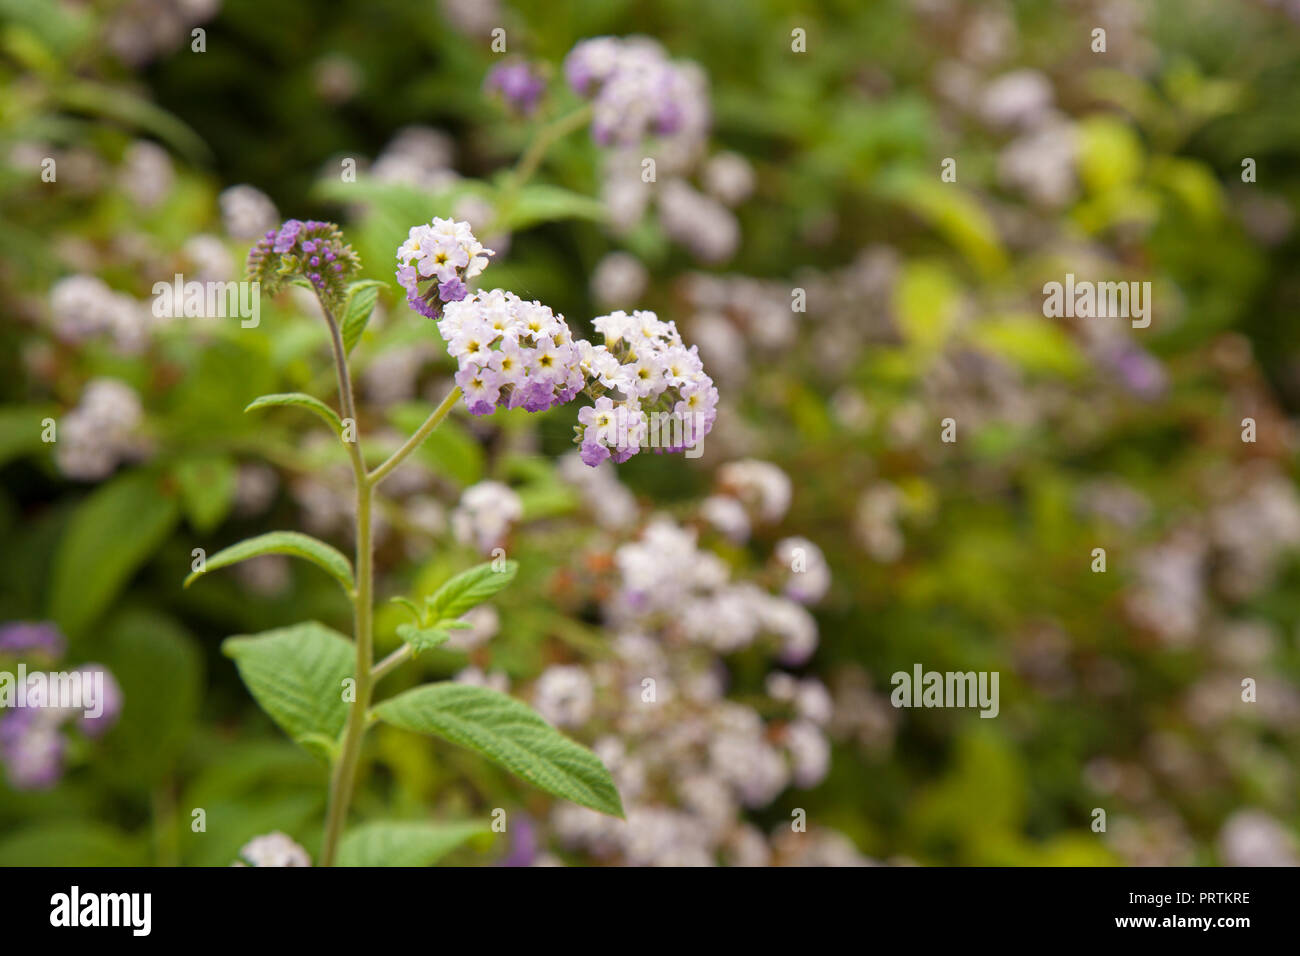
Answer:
top-left (774, 536), bottom-right (830, 604)
top-left (564, 36), bottom-right (710, 150)
top-left (717, 459), bottom-right (791, 523)
top-left (702, 151), bottom-right (755, 206)
top-left (438, 289), bottom-right (584, 414)
top-left (219, 184), bottom-right (278, 240)
top-left (532, 666), bottom-right (595, 728)
top-left (396, 217), bottom-right (493, 319)
top-left (451, 480), bottom-right (523, 554)
top-left (75, 664), bottom-right (123, 738)
top-left (590, 252), bottom-right (648, 308)
top-left (56, 378), bottom-right (145, 481)
top-left (235, 832), bottom-right (311, 867)
top-left (574, 310), bottom-right (718, 466)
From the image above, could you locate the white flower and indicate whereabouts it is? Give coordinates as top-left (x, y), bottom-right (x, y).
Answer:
top-left (451, 480), bottom-right (523, 554)
top-left (532, 665), bottom-right (594, 727)
top-left (234, 832), bottom-right (311, 867)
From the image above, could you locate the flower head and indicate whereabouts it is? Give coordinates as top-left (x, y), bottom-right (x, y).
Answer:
top-left (396, 217), bottom-right (493, 320)
top-left (563, 37), bottom-right (709, 149)
top-left (246, 219), bottom-right (360, 308)
top-left (574, 310), bottom-right (718, 466)
top-left (438, 290), bottom-right (584, 415)
top-left (485, 61), bottom-right (547, 116)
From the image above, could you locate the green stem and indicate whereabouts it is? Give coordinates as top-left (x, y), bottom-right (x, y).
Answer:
top-left (318, 294), bottom-right (373, 868)
top-left (369, 385), bottom-right (462, 486)
top-left (372, 645), bottom-right (413, 683)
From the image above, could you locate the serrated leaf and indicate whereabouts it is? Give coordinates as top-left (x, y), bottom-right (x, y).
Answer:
top-left (395, 622), bottom-right (453, 654)
top-left (336, 820), bottom-right (490, 867)
top-left (390, 596), bottom-right (423, 623)
top-left (341, 280), bottom-right (389, 355)
top-left (49, 470), bottom-right (180, 639)
top-left (222, 622), bottom-right (355, 755)
top-left (245, 392), bottom-right (342, 435)
top-left (373, 683), bottom-right (623, 817)
top-left (185, 531), bottom-right (354, 594)
top-left (425, 560), bottom-right (518, 624)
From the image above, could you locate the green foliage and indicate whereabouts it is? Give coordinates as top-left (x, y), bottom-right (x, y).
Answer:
top-left (374, 683), bottom-right (624, 818)
top-left (222, 623), bottom-right (355, 760)
top-left (186, 531), bottom-right (355, 595)
top-left (336, 820), bottom-right (490, 866)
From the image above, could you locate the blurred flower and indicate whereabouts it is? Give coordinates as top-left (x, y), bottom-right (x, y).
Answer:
top-left (0, 622), bottom-right (66, 659)
top-left (451, 480), bottom-right (523, 553)
top-left (56, 378), bottom-right (145, 481)
top-left (484, 61), bottom-right (547, 116)
top-left (234, 832), bottom-right (311, 867)
top-left (119, 140), bottom-right (173, 209)
top-left (774, 536), bottom-right (830, 604)
top-left (219, 185), bottom-right (278, 240)
top-left (702, 151), bottom-right (755, 206)
top-left (658, 179), bottom-right (739, 263)
top-left (717, 459), bottom-right (791, 524)
top-left (590, 252), bottom-right (648, 308)
top-left (532, 666), bottom-right (595, 727)
top-left (565, 37), bottom-right (709, 151)
top-left (1217, 811), bottom-right (1299, 867)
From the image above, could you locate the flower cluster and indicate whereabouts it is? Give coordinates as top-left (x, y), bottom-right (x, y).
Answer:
top-left (246, 219), bottom-right (361, 307)
top-left (395, 217), bottom-right (493, 319)
top-left (438, 289), bottom-right (584, 415)
top-left (0, 622), bottom-right (121, 791)
top-left (563, 36), bottom-right (709, 148)
top-left (574, 310), bottom-right (718, 466)
top-left (56, 378), bottom-right (145, 481)
top-left (484, 61), bottom-right (547, 116)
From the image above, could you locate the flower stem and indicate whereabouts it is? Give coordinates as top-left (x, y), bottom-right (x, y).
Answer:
top-left (508, 103), bottom-right (593, 192)
top-left (317, 294), bottom-right (374, 868)
top-left (372, 645), bottom-right (413, 683)
top-left (369, 385), bottom-right (462, 486)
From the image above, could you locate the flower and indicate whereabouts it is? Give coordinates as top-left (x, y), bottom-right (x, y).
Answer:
top-left (396, 217), bottom-right (493, 320)
top-left (246, 219), bottom-right (361, 308)
top-left (573, 310), bottom-right (718, 466)
top-left (451, 480), bottom-right (523, 554)
top-left (438, 290), bottom-right (584, 415)
top-left (0, 622), bottom-right (66, 659)
top-left (484, 61), bottom-right (547, 115)
top-left (55, 378), bottom-right (145, 481)
top-left (234, 832), bottom-right (312, 867)
top-left (532, 665), bottom-right (595, 727)
top-left (219, 185), bottom-right (279, 240)
top-left (564, 36), bottom-right (709, 149)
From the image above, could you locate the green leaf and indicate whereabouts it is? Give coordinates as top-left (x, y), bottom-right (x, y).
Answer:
top-left (336, 820), bottom-right (490, 867)
top-left (49, 470), bottom-right (180, 639)
top-left (341, 280), bottom-right (389, 355)
top-left (425, 560), bottom-right (518, 625)
top-left (0, 403), bottom-right (56, 467)
top-left (102, 609), bottom-right (203, 787)
top-left (222, 622), bottom-right (355, 756)
top-left (0, 823), bottom-right (145, 867)
top-left (395, 622), bottom-right (453, 654)
top-left (185, 531), bottom-right (354, 594)
top-left (373, 682), bottom-right (624, 817)
top-left (172, 454), bottom-right (237, 533)
top-left (245, 392), bottom-right (343, 436)
top-left (501, 184), bottom-right (607, 232)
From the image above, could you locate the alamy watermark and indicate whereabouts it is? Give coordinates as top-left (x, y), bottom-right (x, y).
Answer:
top-left (152, 274), bottom-right (261, 328)
top-left (0, 665), bottom-right (111, 720)
top-left (1042, 273), bottom-right (1151, 329)
top-left (890, 665), bottom-right (1000, 718)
